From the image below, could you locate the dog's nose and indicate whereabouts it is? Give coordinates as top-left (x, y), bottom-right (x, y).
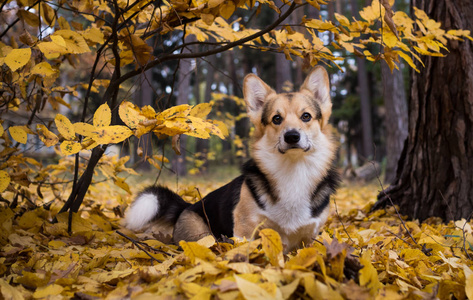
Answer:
top-left (284, 130), bottom-right (300, 144)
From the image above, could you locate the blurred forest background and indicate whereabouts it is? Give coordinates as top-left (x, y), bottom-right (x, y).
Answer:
top-left (0, 0), bottom-right (412, 183)
top-left (120, 0), bottom-right (410, 184)
top-left (0, 0), bottom-right (455, 201)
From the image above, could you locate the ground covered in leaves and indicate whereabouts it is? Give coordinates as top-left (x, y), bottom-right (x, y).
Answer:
top-left (1, 180), bottom-right (473, 299)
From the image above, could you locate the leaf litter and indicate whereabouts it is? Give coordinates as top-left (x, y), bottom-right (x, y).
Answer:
top-left (0, 182), bottom-right (472, 299)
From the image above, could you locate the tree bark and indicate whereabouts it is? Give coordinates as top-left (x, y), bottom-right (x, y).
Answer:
top-left (351, 0), bottom-right (374, 161)
top-left (375, 0), bottom-right (473, 221)
top-left (382, 61), bottom-right (408, 184)
top-left (133, 68), bottom-right (153, 170)
top-left (172, 35), bottom-right (195, 176)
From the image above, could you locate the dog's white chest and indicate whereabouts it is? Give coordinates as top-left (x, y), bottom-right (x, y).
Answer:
top-left (260, 159), bottom-right (322, 233)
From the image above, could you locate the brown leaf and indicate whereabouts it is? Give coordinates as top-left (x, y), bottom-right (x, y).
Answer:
top-left (172, 134), bottom-right (181, 155)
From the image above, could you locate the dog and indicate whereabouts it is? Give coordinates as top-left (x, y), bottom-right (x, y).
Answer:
top-left (125, 66), bottom-right (339, 252)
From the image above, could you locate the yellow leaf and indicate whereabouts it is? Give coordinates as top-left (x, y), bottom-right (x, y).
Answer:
top-left (55, 114), bottom-right (76, 140)
top-left (114, 177), bottom-right (131, 194)
top-left (201, 13), bottom-right (215, 26)
top-left (36, 36), bottom-right (68, 59)
top-left (397, 51), bottom-right (420, 72)
top-left (152, 154), bottom-right (169, 163)
top-left (40, 2), bottom-right (56, 27)
top-left (190, 103), bottom-right (213, 118)
top-left (220, 1), bottom-right (236, 19)
top-left (382, 28), bottom-right (398, 48)
top-left (197, 235), bottom-right (216, 248)
top-left (359, 250), bottom-right (382, 294)
top-left (141, 105), bottom-right (157, 118)
top-left (17, 9), bottom-right (40, 27)
top-left (94, 103), bottom-right (111, 127)
top-left (208, 0), bottom-right (224, 8)
top-left (0, 124), bottom-right (3, 136)
top-left (33, 284), bottom-right (64, 298)
top-left (9, 126), bottom-right (28, 144)
top-left (235, 275), bottom-right (283, 300)
top-left (259, 228), bottom-right (284, 267)
top-left (147, 157), bottom-right (162, 170)
top-left (206, 121), bottom-right (228, 139)
top-left (4, 48), bottom-right (31, 72)
top-left (0, 278), bottom-right (24, 300)
top-left (179, 240), bottom-right (216, 264)
top-left (57, 16), bottom-right (70, 30)
top-left (93, 125), bottom-right (133, 144)
top-left (286, 247), bottom-right (319, 270)
top-left (55, 29), bottom-right (90, 54)
top-left (48, 240), bottom-right (67, 249)
top-left (335, 13), bottom-right (350, 27)
top-left (36, 124), bottom-right (59, 147)
top-left (73, 122), bottom-right (95, 137)
top-left (81, 27), bottom-right (104, 44)
top-left (31, 62), bottom-right (57, 77)
top-left (181, 282), bottom-right (214, 299)
top-left (0, 170), bottom-right (10, 193)
top-left (158, 104), bottom-right (191, 120)
top-left (119, 101), bottom-right (145, 129)
top-left (280, 278), bottom-right (300, 300)
top-left (60, 140), bottom-right (82, 155)
top-left (464, 265), bottom-right (473, 300)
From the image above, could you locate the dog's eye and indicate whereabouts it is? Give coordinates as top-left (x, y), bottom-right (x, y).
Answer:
top-left (272, 115), bottom-right (283, 125)
top-left (301, 112), bottom-right (312, 122)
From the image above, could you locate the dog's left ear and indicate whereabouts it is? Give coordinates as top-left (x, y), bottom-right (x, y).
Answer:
top-left (300, 66), bottom-right (332, 128)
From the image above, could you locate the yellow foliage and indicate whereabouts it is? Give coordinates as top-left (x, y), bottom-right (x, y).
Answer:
top-left (54, 114), bottom-right (76, 140)
top-left (0, 171), bottom-right (10, 193)
top-left (0, 182), bottom-right (472, 299)
top-left (4, 48), bottom-right (31, 72)
top-left (9, 126), bottom-right (28, 144)
top-left (93, 104), bottom-right (112, 128)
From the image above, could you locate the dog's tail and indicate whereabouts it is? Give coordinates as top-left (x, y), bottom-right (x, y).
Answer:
top-left (125, 186), bottom-right (190, 231)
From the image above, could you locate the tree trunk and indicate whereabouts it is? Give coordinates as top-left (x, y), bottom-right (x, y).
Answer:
top-left (351, 0), bottom-right (374, 161)
top-left (382, 61), bottom-right (408, 184)
top-left (195, 53), bottom-right (216, 172)
top-left (133, 68), bottom-right (153, 170)
top-left (274, 4), bottom-right (293, 92)
top-left (172, 35), bottom-right (195, 176)
top-left (375, 0), bottom-right (473, 221)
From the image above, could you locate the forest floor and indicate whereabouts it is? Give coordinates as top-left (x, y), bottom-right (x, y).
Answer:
top-left (1, 171), bottom-right (472, 300)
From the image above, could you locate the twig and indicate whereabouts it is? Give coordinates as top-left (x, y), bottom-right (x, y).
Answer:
top-left (332, 195), bottom-right (359, 249)
top-left (370, 148), bottom-right (427, 254)
top-left (195, 188), bottom-right (221, 252)
top-left (120, 254), bottom-right (133, 268)
top-left (460, 212), bottom-right (473, 260)
top-left (116, 231), bottom-right (163, 264)
top-left (133, 239), bottom-right (174, 257)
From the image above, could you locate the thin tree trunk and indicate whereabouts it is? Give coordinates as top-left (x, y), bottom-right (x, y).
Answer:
top-left (375, 0), bottom-right (473, 221)
top-left (351, 0), bottom-right (374, 161)
top-left (195, 54), bottom-right (216, 172)
top-left (382, 62), bottom-right (408, 184)
top-left (172, 35), bottom-right (195, 176)
top-left (133, 69), bottom-right (153, 170)
top-left (274, 3), bottom-right (293, 92)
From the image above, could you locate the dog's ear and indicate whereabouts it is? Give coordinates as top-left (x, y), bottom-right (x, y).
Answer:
top-left (243, 74), bottom-right (274, 121)
top-left (300, 66), bottom-right (332, 128)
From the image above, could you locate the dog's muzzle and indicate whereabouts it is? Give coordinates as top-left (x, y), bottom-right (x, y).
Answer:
top-left (278, 130), bottom-right (310, 154)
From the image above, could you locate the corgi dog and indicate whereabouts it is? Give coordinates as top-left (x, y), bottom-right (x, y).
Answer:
top-left (125, 66), bottom-right (339, 252)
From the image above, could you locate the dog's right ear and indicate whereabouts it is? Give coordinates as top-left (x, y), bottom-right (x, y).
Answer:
top-left (243, 74), bottom-right (274, 121)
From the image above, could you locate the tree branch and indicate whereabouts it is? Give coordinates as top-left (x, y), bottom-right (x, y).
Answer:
top-left (114, 2), bottom-right (298, 88)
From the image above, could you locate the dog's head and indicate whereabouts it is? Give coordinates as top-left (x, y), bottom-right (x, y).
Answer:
top-left (243, 66), bottom-right (333, 157)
